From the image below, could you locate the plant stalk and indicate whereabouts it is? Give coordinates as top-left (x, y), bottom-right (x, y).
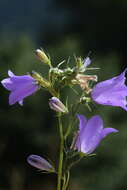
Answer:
top-left (57, 115), bottom-right (64, 190)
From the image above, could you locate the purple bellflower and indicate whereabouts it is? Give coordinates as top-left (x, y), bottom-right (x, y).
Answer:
top-left (1, 70), bottom-right (39, 105)
top-left (27, 154), bottom-right (55, 172)
top-left (75, 114), bottom-right (118, 154)
top-left (91, 69), bottom-right (127, 111)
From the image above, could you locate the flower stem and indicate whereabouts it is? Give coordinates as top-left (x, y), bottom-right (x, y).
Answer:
top-left (62, 171), bottom-right (70, 190)
top-left (64, 102), bottom-right (80, 139)
top-left (57, 115), bottom-right (64, 190)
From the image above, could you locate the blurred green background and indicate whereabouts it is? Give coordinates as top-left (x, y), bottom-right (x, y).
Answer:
top-left (0, 0), bottom-right (127, 189)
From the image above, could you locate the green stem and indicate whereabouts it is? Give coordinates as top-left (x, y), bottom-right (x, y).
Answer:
top-left (62, 174), bottom-right (66, 190)
top-left (64, 102), bottom-right (80, 139)
top-left (62, 171), bottom-right (70, 190)
top-left (67, 156), bottom-right (84, 171)
top-left (57, 115), bottom-right (64, 190)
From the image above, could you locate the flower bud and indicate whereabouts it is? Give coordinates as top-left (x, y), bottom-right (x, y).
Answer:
top-left (76, 57), bottom-right (83, 68)
top-left (35, 49), bottom-right (51, 66)
top-left (49, 97), bottom-right (68, 113)
top-left (84, 57), bottom-right (91, 67)
top-left (27, 154), bottom-right (55, 172)
top-left (31, 71), bottom-right (51, 89)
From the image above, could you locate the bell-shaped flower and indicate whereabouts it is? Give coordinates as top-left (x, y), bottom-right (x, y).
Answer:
top-left (91, 69), bottom-right (127, 111)
top-left (49, 97), bottom-right (68, 113)
top-left (75, 114), bottom-right (118, 154)
top-left (1, 70), bottom-right (39, 105)
top-left (27, 154), bottom-right (55, 172)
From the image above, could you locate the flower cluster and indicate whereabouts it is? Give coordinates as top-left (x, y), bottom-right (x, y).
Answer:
top-left (1, 48), bottom-right (126, 190)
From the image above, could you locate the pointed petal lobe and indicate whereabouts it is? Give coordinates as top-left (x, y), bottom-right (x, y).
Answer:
top-left (101, 128), bottom-right (118, 138)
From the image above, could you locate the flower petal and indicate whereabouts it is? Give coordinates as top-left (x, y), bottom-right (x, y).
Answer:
top-left (101, 128), bottom-right (118, 138)
top-left (8, 70), bottom-right (15, 77)
top-left (75, 115), bottom-right (104, 154)
top-left (91, 69), bottom-right (127, 111)
top-left (75, 114), bottom-right (88, 150)
top-left (1, 78), bottom-right (13, 90)
top-left (77, 114), bottom-right (87, 131)
top-left (84, 57), bottom-right (91, 67)
top-left (18, 100), bottom-right (23, 106)
top-left (9, 84), bottom-right (38, 105)
top-left (80, 115), bottom-right (103, 154)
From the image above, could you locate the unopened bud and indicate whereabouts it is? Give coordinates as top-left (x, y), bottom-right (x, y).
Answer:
top-left (84, 57), bottom-right (91, 67)
top-left (31, 71), bottom-right (51, 89)
top-left (27, 154), bottom-right (55, 172)
top-left (49, 97), bottom-right (68, 113)
top-left (35, 49), bottom-right (51, 66)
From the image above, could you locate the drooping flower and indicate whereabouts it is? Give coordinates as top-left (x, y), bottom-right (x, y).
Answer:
top-left (27, 154), bottom-right (55, 172)
top-left (1, 70), bottom-right (39, 105)
top-left (49, 97), bottom-right (68, 113)
top-left (75, 114), bottom-right (118, 154)
top-left (91, 69), bottom-right (127, 111)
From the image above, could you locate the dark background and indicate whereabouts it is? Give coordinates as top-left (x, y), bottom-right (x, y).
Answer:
top-left (0, 0), bottom-right (127, 189)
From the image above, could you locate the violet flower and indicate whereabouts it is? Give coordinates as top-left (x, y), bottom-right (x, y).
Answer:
top-left (49, 97), bottom-right (68, 113)
top-left (27, 154), bottom-right (55, 172)
top-left (1, 70), bottom-right (39, 105)
top-left (91, 69), bottom-right (127, 111)
top-left (75, 114), bottom-right (118, 154)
